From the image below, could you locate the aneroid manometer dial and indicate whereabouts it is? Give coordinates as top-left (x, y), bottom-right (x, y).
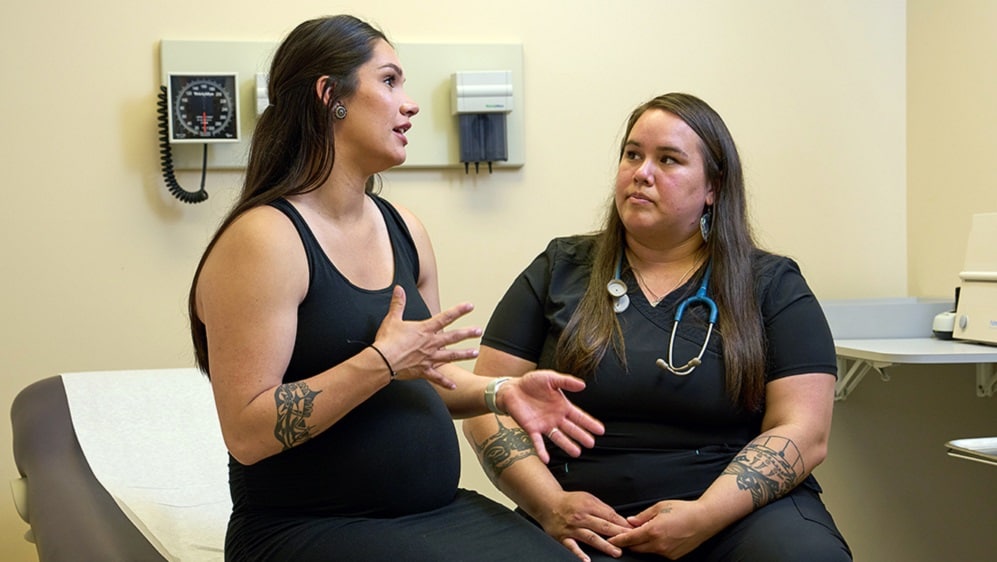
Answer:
top-left (167, 74), bottom-right (240, 143)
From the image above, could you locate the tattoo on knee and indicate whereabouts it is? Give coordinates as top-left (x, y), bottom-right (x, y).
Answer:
top-left (273, 381), bottom-right (322, 449)
top-left (723, 435), bottom-right (804, 509)
top-left (471, 417), bottom-right (536, 480)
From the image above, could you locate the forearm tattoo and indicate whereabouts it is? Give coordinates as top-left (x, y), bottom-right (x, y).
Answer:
top-left (723, 435), bottom-right (805, 509)
top-left (471, 417), bottom-right (537, 480)
top-left (273, 382), bottom-right (322, 450)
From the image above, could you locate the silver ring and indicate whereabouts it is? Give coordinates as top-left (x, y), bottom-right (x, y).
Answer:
top-left (547, 428), bottom-right (560, 439)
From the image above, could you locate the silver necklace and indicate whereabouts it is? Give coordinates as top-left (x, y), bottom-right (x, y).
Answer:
top-left (631, 258), bottom-right (700, 307)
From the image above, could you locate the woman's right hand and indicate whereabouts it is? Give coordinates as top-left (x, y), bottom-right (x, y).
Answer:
top-left (538, 491), bottom-right (633, 561)
top-left (374, 285), bottom-right (481, 389)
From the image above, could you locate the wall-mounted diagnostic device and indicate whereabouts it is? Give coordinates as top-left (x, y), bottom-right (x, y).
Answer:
top-left (167, 74), bottom-right (240, 143)
top-left (156, 73), bottom-right (240, 204)
top-left (156, 40), bottom-right (524, 205)
top-left (451, 70), bottom-right (513, 174)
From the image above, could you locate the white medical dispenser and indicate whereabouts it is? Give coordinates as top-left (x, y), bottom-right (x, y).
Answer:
top-left (953, 212), bottom-right (997, 346)
top-left (451, 70), bottom-right (513, 173)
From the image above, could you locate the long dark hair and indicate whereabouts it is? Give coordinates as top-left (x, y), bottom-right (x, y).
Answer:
top-left (188, 15), bottom-right (388, 375)
top-left (555, 93), bottom-right (767, 411)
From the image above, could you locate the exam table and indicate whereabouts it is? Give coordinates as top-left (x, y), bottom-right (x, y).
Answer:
top-left (10, 370), bottom-right (229, 561)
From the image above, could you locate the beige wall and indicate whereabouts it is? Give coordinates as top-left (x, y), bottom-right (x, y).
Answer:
top-left (908, 0), bottom-right (997, 295)
top-left (0, 1), bottom-right (991, 560)
top-left (851, 2), bottom-right (997, 561)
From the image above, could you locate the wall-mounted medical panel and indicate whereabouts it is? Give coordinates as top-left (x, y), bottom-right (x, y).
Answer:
top-left (159, 40), bottom-right (524, 171)
top-left (397, 43), bottom-right (524, 169)
top-left (159, 40), bottom-right (276, 170)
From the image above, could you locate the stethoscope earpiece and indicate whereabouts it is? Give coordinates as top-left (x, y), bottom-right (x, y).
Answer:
top-left (657, 262), bottom-right (716, 375)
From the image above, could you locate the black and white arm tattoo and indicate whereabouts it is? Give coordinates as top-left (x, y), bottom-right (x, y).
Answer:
top-left (722, 435), bottom-right (805, 509)
top-left (273, 381), bottom-right (322, 449)
top-left (470, 416), bottom-right (537, 481)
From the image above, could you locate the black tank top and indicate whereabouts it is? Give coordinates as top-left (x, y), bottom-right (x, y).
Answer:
top-left (227, 196), bottom-right (460, 518)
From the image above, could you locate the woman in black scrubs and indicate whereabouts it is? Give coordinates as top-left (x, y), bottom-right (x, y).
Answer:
top-left (464, 93), bottom-right (851, 562)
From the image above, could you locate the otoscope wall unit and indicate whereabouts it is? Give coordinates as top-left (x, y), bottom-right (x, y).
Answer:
top-left (159, 39), bottom-right (524, 171)
top-left (400, 45), bottom-right (524, 172)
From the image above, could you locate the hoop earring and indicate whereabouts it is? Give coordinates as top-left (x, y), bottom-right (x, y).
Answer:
top-left (333, 102), bottom-right (347, 120)
top-left (700, 207), bottom-right (712, 242)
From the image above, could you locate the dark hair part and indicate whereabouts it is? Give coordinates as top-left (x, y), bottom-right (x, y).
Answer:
top-left (188, 15), bottom-right (389, 376)
top-left (555, 92), bottom-right (767, 411)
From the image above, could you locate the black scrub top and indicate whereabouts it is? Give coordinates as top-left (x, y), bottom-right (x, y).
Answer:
top-left (482, 235), bottom-right (837, 513)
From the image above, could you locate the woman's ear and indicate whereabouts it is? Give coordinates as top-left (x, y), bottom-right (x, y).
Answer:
top-left (705, 185), bottom-right (716, 206)
top-left (315, 75), bottom-right (335, 105)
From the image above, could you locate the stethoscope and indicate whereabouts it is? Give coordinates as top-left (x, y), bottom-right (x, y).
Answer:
top-left (607, 251), bottom-right (718, 375)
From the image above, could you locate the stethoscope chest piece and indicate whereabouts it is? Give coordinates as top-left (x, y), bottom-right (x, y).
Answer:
top-left (607, 278), bottom-right (628, 298)
top-left (608, 261), bottom-right (630, 312)
top-left (612, 293), bottom-right (630, 313)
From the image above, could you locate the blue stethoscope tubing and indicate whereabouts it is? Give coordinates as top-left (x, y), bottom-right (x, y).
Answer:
top-left (608, 251), bottom-right (718, 375)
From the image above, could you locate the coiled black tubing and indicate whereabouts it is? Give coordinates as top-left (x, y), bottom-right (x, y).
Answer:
top-left (157, 85), bottom-right (209, 204)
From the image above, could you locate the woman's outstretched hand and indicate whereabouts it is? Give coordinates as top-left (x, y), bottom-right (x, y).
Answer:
top-left (374, 285), bottom-right (482, 390)
top-left (501, 371), bottom-right (604, 463)
top-left (372, 286), bottom-right (604, 462)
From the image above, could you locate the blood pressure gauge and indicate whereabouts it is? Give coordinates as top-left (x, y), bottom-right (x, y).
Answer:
top-left (167, 73), bottom-right (240, 143)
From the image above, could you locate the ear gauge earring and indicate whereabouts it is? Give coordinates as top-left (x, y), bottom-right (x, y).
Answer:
top-left (333, 102), bottom-right (347, 120)
top-left (700, 208), bottom-right (712, 242)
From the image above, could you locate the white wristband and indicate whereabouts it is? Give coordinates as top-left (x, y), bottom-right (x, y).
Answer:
top-left (484, 377), bottom-right (511, 416)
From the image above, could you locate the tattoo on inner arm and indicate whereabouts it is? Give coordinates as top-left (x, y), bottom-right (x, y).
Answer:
top-left (722, 435), bottom-right (805, 509)
top-left (273, 382), bottom-right (322, 450)
top-left (471, 417), bottom-right (537, 480)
